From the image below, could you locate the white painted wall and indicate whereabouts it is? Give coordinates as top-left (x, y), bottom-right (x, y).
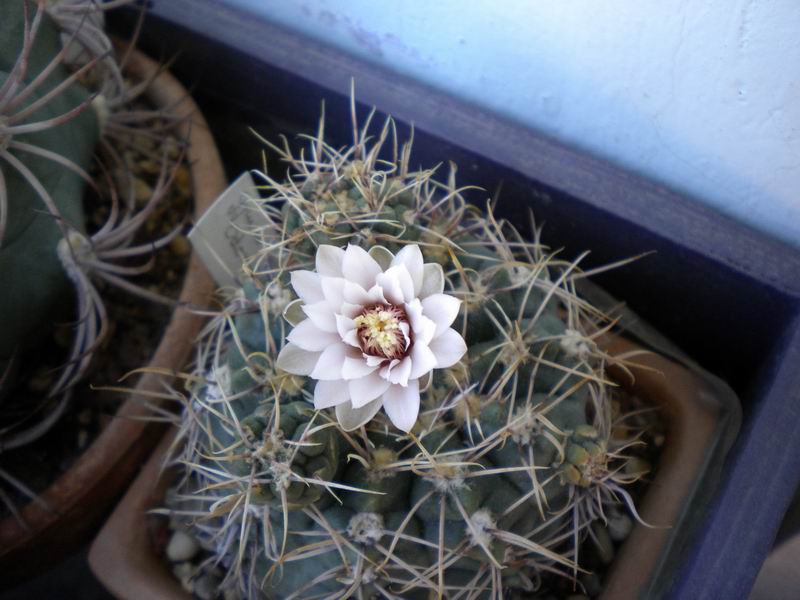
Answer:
top-left (234, 0), bottom-right (800, 247)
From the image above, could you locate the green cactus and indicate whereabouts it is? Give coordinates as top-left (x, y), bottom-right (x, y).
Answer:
top-left (169, 116), bottom-right (649, 598)
top-left (0, 0), bottom-right (99, 376)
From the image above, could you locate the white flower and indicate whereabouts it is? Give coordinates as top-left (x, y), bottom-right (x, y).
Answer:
top-left (276, 244), bottom-right (467, 432)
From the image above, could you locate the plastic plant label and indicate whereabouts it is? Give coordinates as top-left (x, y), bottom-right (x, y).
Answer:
top-left (188, 171), bottom-right (264, 287)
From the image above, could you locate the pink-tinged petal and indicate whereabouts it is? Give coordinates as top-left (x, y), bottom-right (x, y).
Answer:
top-left (365, 284), bottom-right (388, 304)
top-left (342, 281), bottom-right (370, 305)
top-left (391, 245), bottom-right (424, 296)
top-left (336, 314), bottom-right (357, 343)
top-left (342, 356), bottom-right (378, 380)
top-left (314, 379), bottom-right (350, 409)
top-left (399, 321), bottom-right (411, 350)
top-left (287, 319), bottom-right (340, 351)
top-left (343, 281), bottom-right (386, 305)
top-left (349, 371), bottom-right (391, 408)
top-left (310, 343), bottom-right (349, 380)
top-left (340, 302), bottom-right (364, 319)
top-left (428, 328), bottom-right (467, 369)
top-left (422, 294), bottom-right (462, 338)
top-left (336, 397), bottom-right (383, 431)
top-left (406, 299), bottom-right (436, 346)
top-left (343, 329), bottom-right (360, 347)
top-left (419, 263), bottom-right (445, 299)
top-left (290, 270), bottom-right (324, 303)
top-left (387, 356), bottom-right (412, 386)
top-left (320, 276), bottom-right (345, 306)
top-left (376, 265), bottom-right (414, 304)
top-left (409, 343), bottom-right (437, 379)
top-left (302, 301), bottom-right (338, 333)
top-left (382, 380), bottom-right (420, 432)
top-left (364, 354), bottom-right (386, 367)
top-left (379, 359), bottom-right (400, 380)
top-left (316, 245), bottom-right (345, 277)
top-left (343, 244), bottom-right (383, 290)
top-left (276, 343), bottom-right (321, 376)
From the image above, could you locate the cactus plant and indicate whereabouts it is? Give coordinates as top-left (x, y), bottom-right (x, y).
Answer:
top-left (166, 108), bottom-right (651, 598)
top-left (0, 0), bottom-right (186, 512)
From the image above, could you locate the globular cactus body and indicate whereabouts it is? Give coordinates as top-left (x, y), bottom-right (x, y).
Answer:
top-left (171, 115), bottom-right (647, 599)
top-left (0, 1), bottom-right (99, 369)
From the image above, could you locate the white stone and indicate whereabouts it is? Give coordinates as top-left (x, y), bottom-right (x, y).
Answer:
top-left (166, 530), bottom-right (200, 562)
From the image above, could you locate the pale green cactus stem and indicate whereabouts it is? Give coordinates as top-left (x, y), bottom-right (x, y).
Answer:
top-left (168, 107), bottom-right (651, 598)
top-left (0, 0), bottom-right (99, 384)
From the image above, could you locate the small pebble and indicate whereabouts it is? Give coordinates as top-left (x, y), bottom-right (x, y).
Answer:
top-left (173, 561), bottom-right (193, 593)
top-left (193, 573), bottom-right (218, 600)
top-left (579, 572), bottom-right (602, 597)
top-left (166, 530), bottom-right (200, 562)
top-left (591, 522), bottom-right (615, 565)
top-left (133, 177), bottom-right (153, 203)
top-left (608, 509), bottom-right (634, 542)
top-left (223, 588), bottom-right (239, 600)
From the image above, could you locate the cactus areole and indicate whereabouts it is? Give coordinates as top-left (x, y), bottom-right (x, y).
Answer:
top-left (168, 112), bottom-right (654, 599)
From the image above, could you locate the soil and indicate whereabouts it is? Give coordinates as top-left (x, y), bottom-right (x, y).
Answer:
top-left (0, 107), bottom-right (193, 518)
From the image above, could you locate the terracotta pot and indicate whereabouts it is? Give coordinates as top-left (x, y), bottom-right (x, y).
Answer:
top-left (0, 48), bottom-right (224, 586)
top-left (88, 337), bottom-right (731, 599)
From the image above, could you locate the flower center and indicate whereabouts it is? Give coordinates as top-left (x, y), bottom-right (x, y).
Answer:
top-left (353, 304), bottom-right (410, 360)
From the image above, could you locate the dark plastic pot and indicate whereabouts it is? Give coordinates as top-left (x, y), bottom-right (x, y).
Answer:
top-left (0, 47), bottom-right (223, 586)
top-left (111, 5), bottom-right (800, 598)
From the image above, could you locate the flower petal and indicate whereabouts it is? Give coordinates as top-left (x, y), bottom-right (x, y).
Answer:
top-left (422, 294), bottom-right (462, 338)
top-left (406, 299), bottom-right (436, 346)
top-left (314, 379), bottom-right (350, 409)
top-left (428, 328), bottom-right (467, 369)
top-left (287, 319), bottom-right (340, 351)
top-left (343, 281), bottom-right (387, 306)
top-left (320, 276), bottom-right (345, 307)
top-left (387, 356), bottom-right (412, 386)
top-left (364, 354), bottom-right (386, 367)
top-left (419, 263), bottom-right (445, 298)
top-left (340, 302), bottom-right (364, 319)
top-left (336, 397), bottom-right (383, 431)
top-left (343, 244), bottom-right (383, 290)
top-left (349, 371), bottom-right (391, 408)
top-left (302, 301), bottom-right (338, 333)
top-left (342, 355), bottom-right (378, 380)
top-left (392, 245), bottom-right (424, 296)
top-left (336, 314), bottom-right (359, 347)
top-left (382, 380), bottom-right (420, 432)
top-left (369, 245), bottom-right (395, 271)
top-left (409, 343), bottom-right (437, 379)
top-left (310, 343), bottom-right (349, 380)
top-left (276, 343), bottom-right (321, 376)
top-left (376, 265), bottom-right (415, 305)
top-left (290, 270), bottom-right (324, 303)
top-left (316, 245), bottom-right (345, 277)
top-left (283, 299), bottom-right (307, 326)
